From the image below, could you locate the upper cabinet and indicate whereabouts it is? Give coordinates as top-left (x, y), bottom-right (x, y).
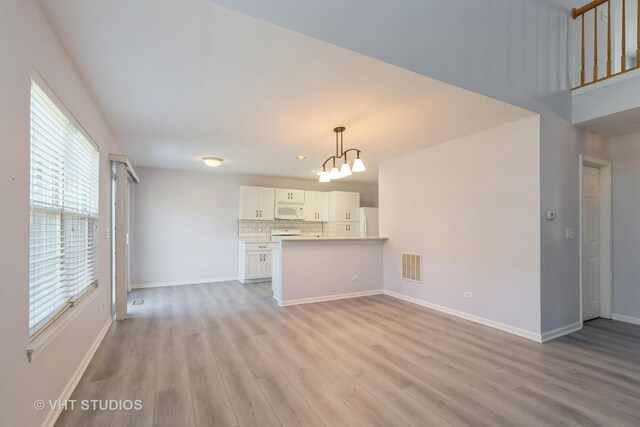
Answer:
top-left (275, 188), bottom-right (305, 204)
top-left (239, 186), bottom-right (275, 220)
top-left (328, 191), bottom-right (360, 222)
top-left (304, 191), bottom-right (329, 222)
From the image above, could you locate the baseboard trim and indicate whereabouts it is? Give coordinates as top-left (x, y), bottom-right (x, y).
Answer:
top-left (41, 317), bottom-right (112, 427)
top-left (541, 322), bottom-right (582, 342)
top-left (382, 290), bottom-right (542, 342)
top-left (131, 277), bottom-right (238, 289)
top-left (612, 313), bottom-right (640, 326)
top-left (277, 290), bottom-right (384, 307)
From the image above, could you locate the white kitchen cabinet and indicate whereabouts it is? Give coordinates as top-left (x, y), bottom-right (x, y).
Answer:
top-left (304, 191), bottom-right (329, 222)
top-left (239, 242), bottom-right (276, 283)
top-left (334, 222), bottom-right (359, 237)
top-left (239, 186), bottom-right (275, 220)
top-left (328, 191), bottom-right (360, 222)
top-left (275, 188), bottom-right (305, 204)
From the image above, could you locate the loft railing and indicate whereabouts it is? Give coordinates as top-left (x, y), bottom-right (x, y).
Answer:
top-left (573, 0), bottom-right (640, 89)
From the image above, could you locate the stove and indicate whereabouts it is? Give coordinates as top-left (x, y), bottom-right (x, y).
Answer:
top-left (270, 229), bottom-right (302, 241)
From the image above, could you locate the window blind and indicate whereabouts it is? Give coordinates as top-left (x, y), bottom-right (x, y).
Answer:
top-left (29, 79), bottom-right (99, 338)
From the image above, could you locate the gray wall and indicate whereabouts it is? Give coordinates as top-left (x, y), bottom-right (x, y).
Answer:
top-left (211, 0), bottom-right (611, 332)
top-left (0, 1), bottom-right (122, 425)
top-left (611, 132), bottom-right (640, 321)
top-left (380, 116), bottom-right (542, 337)
top-left (131, 167), bottom-right (378, 286)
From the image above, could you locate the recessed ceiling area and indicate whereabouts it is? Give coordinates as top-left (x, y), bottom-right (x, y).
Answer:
top-left (37, 0), bottom-right (533, 183)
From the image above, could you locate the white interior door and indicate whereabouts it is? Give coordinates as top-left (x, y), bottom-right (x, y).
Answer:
top-left (582, 165), bottom-right (601, 321)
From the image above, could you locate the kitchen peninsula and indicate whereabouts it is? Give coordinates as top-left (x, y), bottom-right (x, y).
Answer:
top-left (272, 236), bottom-right (388, 305)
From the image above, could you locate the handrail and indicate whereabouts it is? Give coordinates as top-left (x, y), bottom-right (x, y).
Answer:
top-left (571, 0), bottom-right (640, 89)
top-left (572, 0), bottom-right (608, 19)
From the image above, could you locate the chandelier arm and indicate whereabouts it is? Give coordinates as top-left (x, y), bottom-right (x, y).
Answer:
top-left (322, 155), bottom-right (338, 169)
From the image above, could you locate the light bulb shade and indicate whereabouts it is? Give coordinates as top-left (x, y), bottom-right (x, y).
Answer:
top-left (329, 166), bottom-right (341, 179)
top-left (319, 172), bottom-right (331, 183)
top-left (203, 157), bottom-right (223, 167)
top-left (352, 157), bottom-right (366, 172)
top-left (339, 162), bottom-right (352, 177)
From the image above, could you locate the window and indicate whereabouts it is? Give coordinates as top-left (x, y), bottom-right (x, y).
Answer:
top-left (29, 78), bottom-right (99, 338)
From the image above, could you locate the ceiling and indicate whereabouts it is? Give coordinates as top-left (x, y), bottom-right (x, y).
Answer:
top-left (38, 0), bottom-right (533, 183)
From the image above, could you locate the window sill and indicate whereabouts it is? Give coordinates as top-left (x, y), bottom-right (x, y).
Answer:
top-left (27, 285), bottom-right (100, 363)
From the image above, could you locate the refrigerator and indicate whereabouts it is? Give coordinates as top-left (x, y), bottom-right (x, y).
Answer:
top-left (359, 207), bottom-right (379, 237)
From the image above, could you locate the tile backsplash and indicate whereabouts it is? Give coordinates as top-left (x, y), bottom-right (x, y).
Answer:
top-left (238, 220), bottom-right (332, 240)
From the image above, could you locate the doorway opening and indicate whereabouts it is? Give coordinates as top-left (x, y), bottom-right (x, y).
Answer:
top-left (579, 155), bottom-right (612, 322)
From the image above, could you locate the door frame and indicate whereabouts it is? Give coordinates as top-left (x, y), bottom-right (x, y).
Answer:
top-left (579, 155), bottom-right (612, 322)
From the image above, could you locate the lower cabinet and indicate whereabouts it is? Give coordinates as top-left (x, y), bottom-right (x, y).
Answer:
top-left (239, 242), bottom-right (276, 283)
top-left (333, 222), bottom-right (359, 237)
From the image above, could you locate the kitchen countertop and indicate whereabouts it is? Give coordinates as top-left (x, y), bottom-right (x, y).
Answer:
top-left (280, 236), bottom-right (388, 242)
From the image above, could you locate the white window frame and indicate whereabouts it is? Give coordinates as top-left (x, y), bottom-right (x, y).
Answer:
top-left (27, 70), bottom-right (100, 358)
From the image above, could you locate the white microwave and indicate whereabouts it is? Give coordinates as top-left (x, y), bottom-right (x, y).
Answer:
top-left (275, 204), bottom-right (304, 220)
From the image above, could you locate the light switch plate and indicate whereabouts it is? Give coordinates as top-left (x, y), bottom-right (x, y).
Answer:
top-left (565, 227), bottom-right (575, 240)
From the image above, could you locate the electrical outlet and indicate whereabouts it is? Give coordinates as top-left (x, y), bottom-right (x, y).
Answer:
top-left (464, 291), bottom-right (473, 298)
top-left (352, 275), bottom-right (359, 281)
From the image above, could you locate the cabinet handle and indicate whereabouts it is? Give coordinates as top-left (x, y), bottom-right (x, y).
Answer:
top-left (259, 209), bottom-right (262, 217)
top-left (256, 210), bottom-right (259, 218)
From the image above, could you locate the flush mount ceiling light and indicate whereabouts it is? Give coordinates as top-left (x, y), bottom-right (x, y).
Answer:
top-left (203, 157), bottom-right (223, 167)
top-left (318, 126), bottom-right (365, 183)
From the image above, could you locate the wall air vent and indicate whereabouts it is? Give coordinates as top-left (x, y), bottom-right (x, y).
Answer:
top-left (402, 253), bottom-right (422, 283)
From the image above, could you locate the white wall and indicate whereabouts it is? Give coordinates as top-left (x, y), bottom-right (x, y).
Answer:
top-left (380, 116), bottom-right (541, 337)
top-left (210, 0), bottom-right (611, 335)
top-left (274, 240), bottom-right (383, 304)
top-left (0, 1), bottom-right (122, 425)
top-left (131, 167), bottom-right (378, 286)
top-left (610, 132), bottom-right (640, 322)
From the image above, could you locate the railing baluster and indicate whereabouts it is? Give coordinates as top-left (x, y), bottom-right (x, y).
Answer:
top-left (622, 0), bottom-right (627, 71)
top-left (607, 1), bottom-right (612, 76)
top-left (582, 14), bottom-right (586, 85)
top-left (594, 8), bottom-right (599, 80)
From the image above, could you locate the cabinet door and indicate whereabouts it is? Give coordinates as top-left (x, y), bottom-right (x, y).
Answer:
top-left (275, 188), bottom-right (304, 204)
top-left (334, 222), bottom-right (357, 237)
top-left (263, 252), bottom-right (273, 277)
top-left (316, 192), bottom-right (329, 221)
top-left (241, 186), bottom-right (262, 219)
top-left (329, 192), bottom-right (347, 221)
top-left (347, 192), bottom-right (360, 221)
top-left (304, 192), bottom-right (318, 221)
top-left (346, 222), bottom-right (359, 237)
top-left (259, 187), bottom-right (275, 220)
top-left (275, 188), bottom-right (291, 204)
top-left (289, 189), bottom-right (305, 204)
top-left (245, 252), bottom-right (264, 278)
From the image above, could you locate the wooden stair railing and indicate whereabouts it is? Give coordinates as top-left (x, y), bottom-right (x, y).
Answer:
top-left (572, 0), bottom-right (640, 89)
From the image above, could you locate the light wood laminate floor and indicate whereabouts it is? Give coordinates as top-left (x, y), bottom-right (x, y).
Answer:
top-left (56, 282), bottom-right (640, 427)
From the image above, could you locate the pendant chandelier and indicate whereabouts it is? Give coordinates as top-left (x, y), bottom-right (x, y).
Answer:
top-left (318, 126), bottom-right (365, 183)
